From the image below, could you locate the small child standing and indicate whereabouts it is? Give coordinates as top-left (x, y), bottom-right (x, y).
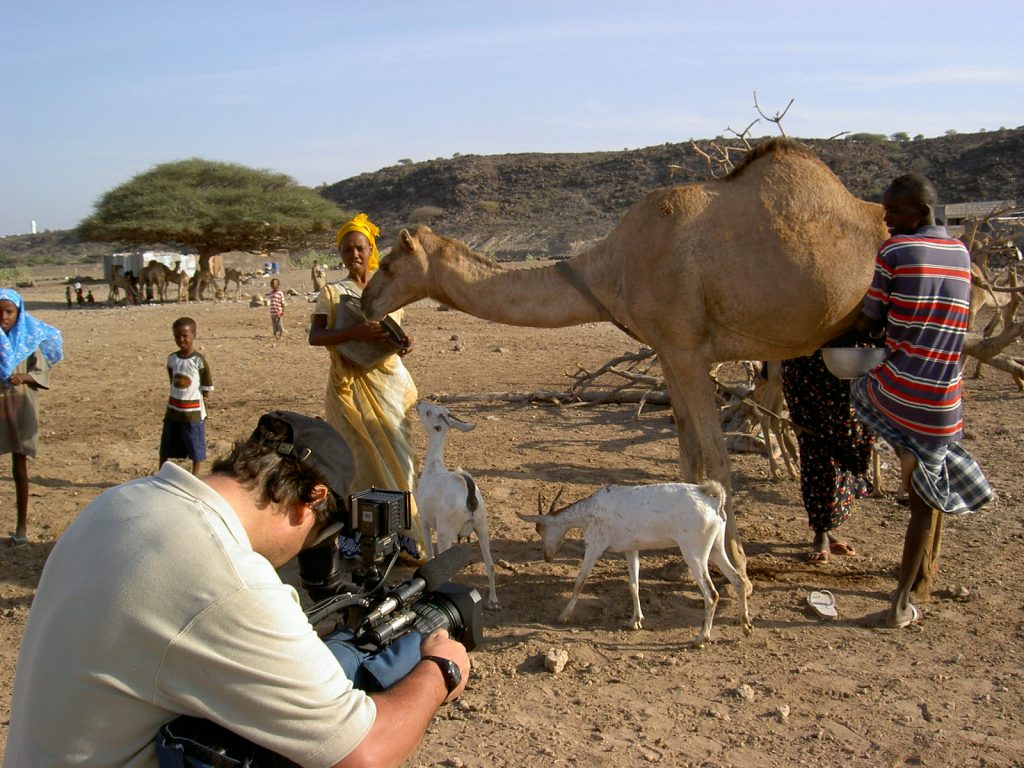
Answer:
top-left (267, 278), bottom-right (285, 339)
top-left (0, 288), bottom-right (63, 546)
top-left (159, 317), bottom-right (213, 476)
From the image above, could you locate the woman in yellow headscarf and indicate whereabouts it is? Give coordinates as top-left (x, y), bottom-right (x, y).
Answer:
top-left (308, 213), bottom-right (423, 556)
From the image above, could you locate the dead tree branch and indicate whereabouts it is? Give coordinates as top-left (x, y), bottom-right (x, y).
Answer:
top-left (752, 91), bottom-right (794, 137)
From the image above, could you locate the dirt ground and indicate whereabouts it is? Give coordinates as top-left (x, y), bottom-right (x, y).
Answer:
top-left (2, 264), bottom-right (1022, 767)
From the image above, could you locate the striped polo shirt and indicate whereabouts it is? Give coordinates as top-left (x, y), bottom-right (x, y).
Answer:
top-left (861, 225), bottom-right (971, 445)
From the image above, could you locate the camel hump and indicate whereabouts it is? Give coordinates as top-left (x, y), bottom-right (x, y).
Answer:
top-left (724, 137), bottom-right (815, 181)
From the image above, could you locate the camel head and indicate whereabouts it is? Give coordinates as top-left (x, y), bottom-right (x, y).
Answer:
top-left (362, 226), bottom-right (437, 319)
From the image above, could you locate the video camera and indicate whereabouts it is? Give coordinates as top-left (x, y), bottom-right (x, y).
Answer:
top-left (297, 488), bottom-right (483, 652)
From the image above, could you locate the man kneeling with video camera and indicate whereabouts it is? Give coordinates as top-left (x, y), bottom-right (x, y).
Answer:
top-left (4, 411), bottom-right (470, 768)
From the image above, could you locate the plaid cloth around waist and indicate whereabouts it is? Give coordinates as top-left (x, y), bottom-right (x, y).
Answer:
top-left (851, 378), bottom-right (992, 515)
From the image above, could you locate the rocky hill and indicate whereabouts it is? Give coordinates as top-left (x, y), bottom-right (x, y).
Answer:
top-left (3, 128), bottom-right (1021, 265)
top-left (321, 129), bottom-right (1023, 260)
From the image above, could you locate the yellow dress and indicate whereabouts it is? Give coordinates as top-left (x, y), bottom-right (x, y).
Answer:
top-left (314, 279), bottom-right (423, 545)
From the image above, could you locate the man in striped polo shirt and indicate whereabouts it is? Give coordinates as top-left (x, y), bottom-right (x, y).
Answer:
top-left (850, 173), bottom-right (991, 628)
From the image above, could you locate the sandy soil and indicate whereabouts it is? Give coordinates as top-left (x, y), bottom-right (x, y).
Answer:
top-left (2, 265), bottom-right (1022, 767)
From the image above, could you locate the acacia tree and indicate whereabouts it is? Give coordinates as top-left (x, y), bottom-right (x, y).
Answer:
top-left (78, 159), bottom-right (342, 270)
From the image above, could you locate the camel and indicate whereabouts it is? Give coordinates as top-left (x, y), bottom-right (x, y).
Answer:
top-left (139, 260), bottom-right (189, 302)
top-left (189, 269), bottom-right (216, 301)
top-left (362, 138), bottom-right (890, 574)
top-left (138, 261), bottom-right (165, 302)
top-left (223, 267), bottom-right (244, 298)
top-left (162, 263), bottom-right (190, 303)
top-left (106, 265), bottom-right (140, 305)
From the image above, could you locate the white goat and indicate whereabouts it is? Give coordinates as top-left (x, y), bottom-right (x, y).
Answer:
top-left (518, 481), bottom-right (752, 647)
top-left (415, 402), bottom-right (498, 609)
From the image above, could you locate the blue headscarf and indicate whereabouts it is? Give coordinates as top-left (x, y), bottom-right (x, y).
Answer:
top-left (0, 288), bottom-right (64, 384)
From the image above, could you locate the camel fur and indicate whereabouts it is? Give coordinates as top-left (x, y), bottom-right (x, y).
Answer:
top-left (362, 138), bottom-right (889, 575)
top-left (223, 267), bottom-right (244, 298)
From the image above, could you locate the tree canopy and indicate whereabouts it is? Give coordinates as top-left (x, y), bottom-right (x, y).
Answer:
top-left (78, 159), bottom-right (342, 259)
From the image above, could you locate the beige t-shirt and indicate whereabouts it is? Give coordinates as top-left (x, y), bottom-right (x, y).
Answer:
top-left (4, 463), bottom-right (375, 767)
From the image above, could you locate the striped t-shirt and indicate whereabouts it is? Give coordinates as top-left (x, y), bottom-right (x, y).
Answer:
top-left (861, 225), bottom-right (971, 445)
top-left (268, 290), bottom-right (285, 318)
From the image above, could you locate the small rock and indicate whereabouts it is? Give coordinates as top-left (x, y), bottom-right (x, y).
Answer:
top-left (450, 334), bottom-right (460, 341)
top-left (734, 683), bottom-right (756, 702)
top-left (635, 744), bottom-right (662, 762)
top-left (544, 647), bottom-right (569, 674)
top-left (442, 758), bottom-right (464, 768)
top-left (954, 585), bottom-right (971, 600)
top-left (776, 704), bottom-right (790, 722)
top-left (494, 347), bottom-right (510, 353)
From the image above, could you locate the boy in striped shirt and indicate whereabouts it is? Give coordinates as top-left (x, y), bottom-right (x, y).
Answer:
top-left (268, 278), bottom-right (285, 339)
top-left (850, 173), bottom-right (991, 628)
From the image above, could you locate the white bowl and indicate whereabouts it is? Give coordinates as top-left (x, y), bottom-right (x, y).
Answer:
top-left (821, 347), bottom-right (887, 379)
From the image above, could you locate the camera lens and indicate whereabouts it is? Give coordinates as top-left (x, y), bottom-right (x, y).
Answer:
top-left (411, 597), bottom-right (462, 638)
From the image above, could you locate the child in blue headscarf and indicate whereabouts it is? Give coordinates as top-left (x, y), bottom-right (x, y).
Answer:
top-left (0, 288), bottom-right (63, 546)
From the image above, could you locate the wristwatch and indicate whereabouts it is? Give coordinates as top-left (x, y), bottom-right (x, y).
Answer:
top-left (421, 655), bottom-right (462, 701)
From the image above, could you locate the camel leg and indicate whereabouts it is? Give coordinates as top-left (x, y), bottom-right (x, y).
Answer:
top-left (659, 351), bottom-right (748, 580)
top-left (665, 380), bottom-right (702, 481)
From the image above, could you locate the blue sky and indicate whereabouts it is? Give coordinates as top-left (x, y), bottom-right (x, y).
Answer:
top-left (1, 0), bottom-right (1021, 237)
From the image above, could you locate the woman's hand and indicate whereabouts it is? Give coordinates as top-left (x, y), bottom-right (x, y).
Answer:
top-left (7, 373), bottom-right (34, 387)
top-left (350, 320), bottom-right (393, 342)
top-left (398, 335), bottom-right (415, 356)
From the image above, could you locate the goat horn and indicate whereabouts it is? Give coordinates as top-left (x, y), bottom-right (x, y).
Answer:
top-left (548, 486), bottom-right (565, 515)
top-left (537, 491), bottom-right (544, 516)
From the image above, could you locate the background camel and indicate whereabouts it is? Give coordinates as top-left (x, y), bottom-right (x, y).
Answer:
top-left (362, 138), bottom-right (890, 572)
top-left (162, 263), bottom-right (189, 303)
top-left (223, 267), bottom-right (244, 298)
top-left (189, 269), bottom-right (215, 301)
top-left (139, 260), bottom-right (188, 303)
top-left (106, 265), bottom-right (140, 304)
top-left (138, 260), bottom-right (166, 302)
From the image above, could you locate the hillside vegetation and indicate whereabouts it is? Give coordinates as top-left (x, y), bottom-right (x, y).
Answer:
top-left (3, 128), bottom-right (1022, 266)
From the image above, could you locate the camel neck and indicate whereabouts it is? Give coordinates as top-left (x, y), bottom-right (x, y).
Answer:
top-left (432, 254), bottom-right (610, 329)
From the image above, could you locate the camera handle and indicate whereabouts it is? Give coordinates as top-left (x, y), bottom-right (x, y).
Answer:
top-left (305, 590), bottom-right (368, 627)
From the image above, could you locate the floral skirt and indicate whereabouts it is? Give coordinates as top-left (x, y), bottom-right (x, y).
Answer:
top-left (781, 352), bottom-right (875, 533)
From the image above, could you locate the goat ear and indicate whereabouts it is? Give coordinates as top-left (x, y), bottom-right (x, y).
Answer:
top-left (516, 512), bottom-right (545, 523)
top-left (447, 415), bottom-right (475, 432)
top-left (400, 229), bottom-right (414, 249)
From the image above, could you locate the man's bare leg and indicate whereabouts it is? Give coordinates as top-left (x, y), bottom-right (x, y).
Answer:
top-left (888, 486), bottom-right (937, 626)
top-left (911, 511), bottom-right (943, 602)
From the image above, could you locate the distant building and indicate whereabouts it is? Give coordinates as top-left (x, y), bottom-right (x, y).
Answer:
top-left (936, 200), bottom-right (1019, 235)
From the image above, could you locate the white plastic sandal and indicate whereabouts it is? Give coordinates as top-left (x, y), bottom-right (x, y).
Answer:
top-left (807, 590), bottom-right (838, 619)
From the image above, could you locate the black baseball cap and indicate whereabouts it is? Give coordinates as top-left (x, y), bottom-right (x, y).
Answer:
top-left (251, 411), bottom-right (355, 501)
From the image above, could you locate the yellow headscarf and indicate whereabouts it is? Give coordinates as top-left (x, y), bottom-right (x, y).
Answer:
top-left (336, 213), bottom-right (380, 272)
